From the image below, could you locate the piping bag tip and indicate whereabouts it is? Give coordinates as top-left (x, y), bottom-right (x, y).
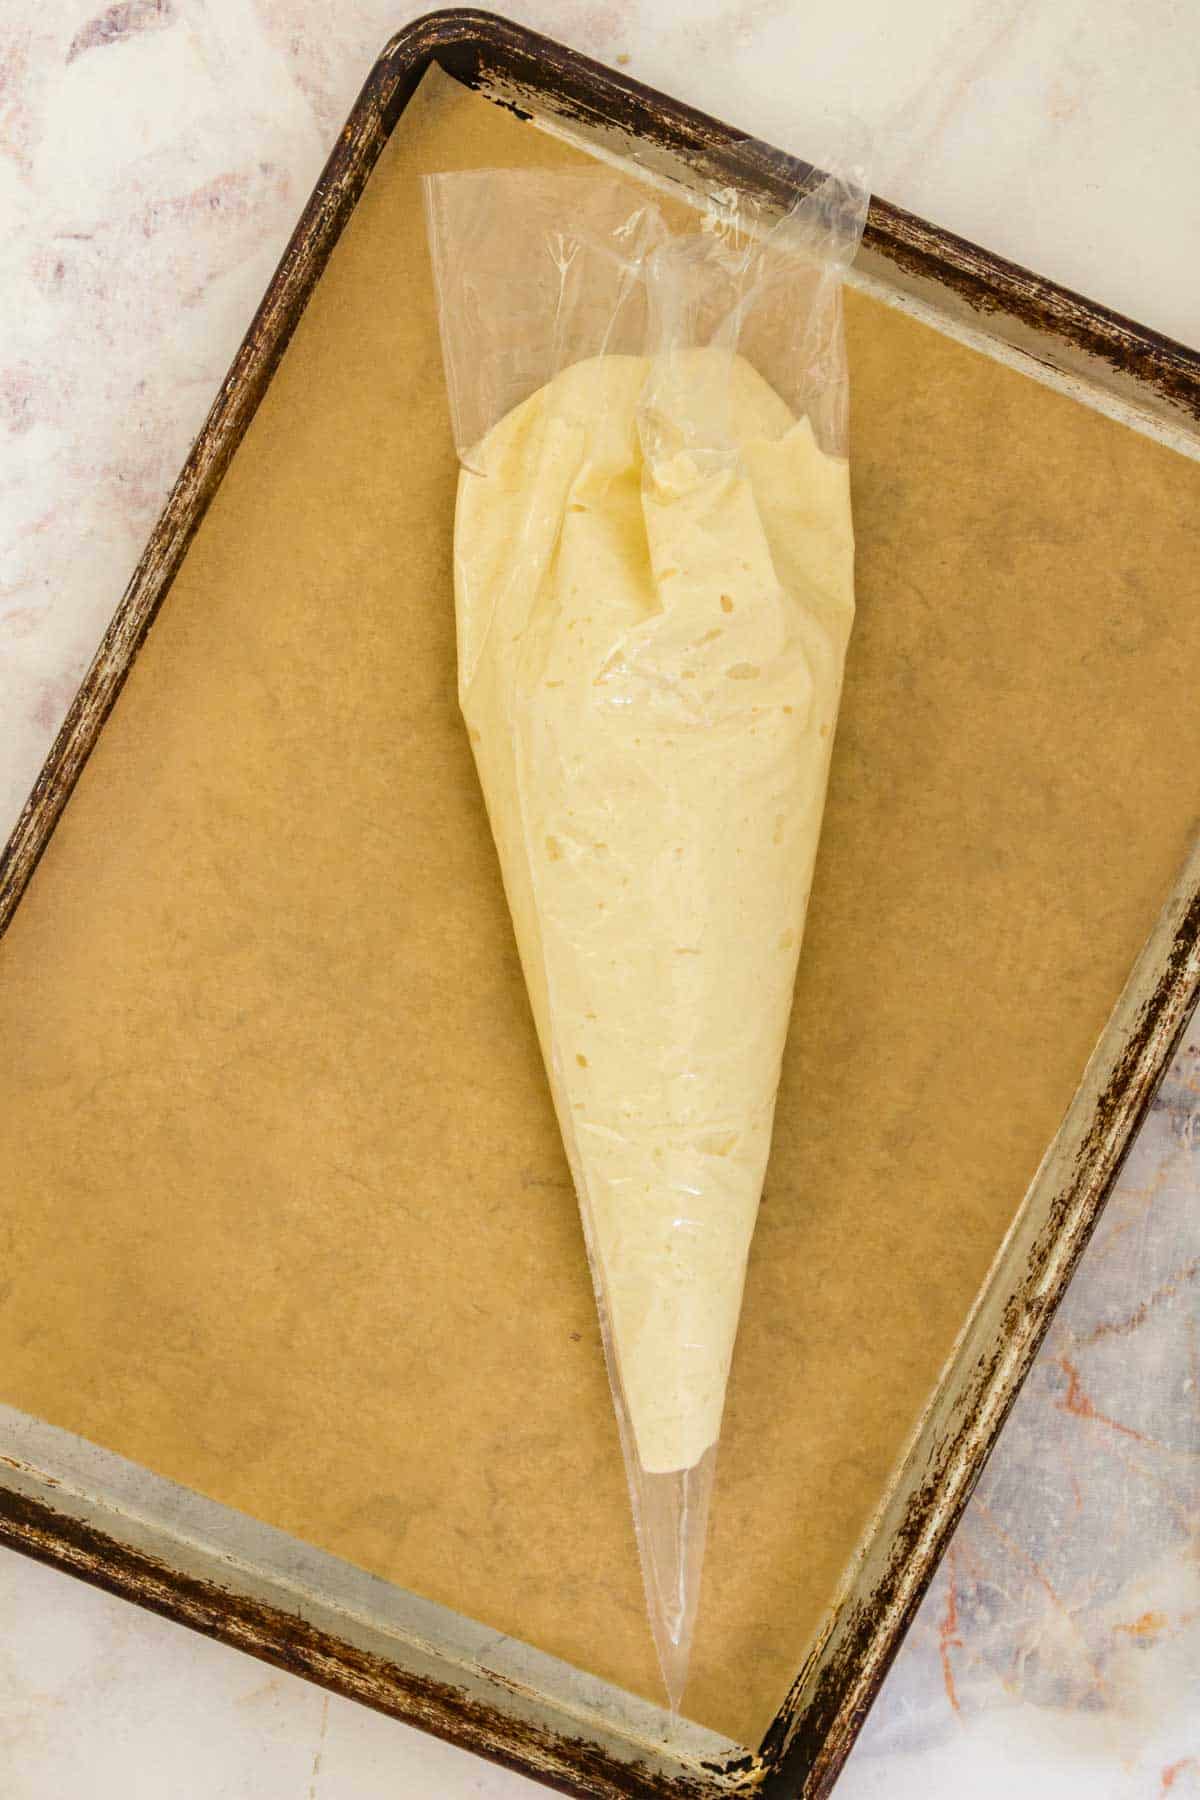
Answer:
top-left (628, 1444), bottom-right (717, 1717)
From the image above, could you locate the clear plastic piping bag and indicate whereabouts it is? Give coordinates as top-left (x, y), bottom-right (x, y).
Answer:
top-left (425, 157), bottom-right (866, 1710)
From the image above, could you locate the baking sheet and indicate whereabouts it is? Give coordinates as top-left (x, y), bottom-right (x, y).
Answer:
top-left (2, 65), bottom-right (1199, 1748)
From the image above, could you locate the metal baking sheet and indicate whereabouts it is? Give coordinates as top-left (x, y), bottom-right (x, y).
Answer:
top-left (1, 12), bottom-right (1199, 1798)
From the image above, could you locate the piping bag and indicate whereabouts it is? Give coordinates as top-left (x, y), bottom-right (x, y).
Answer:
top-left (425, 162), bottom-right (866, 1710)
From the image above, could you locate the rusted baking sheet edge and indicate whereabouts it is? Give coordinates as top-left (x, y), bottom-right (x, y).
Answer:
top-left (441, 12), bottom-right (1200, 432)
top-left (0, 1415), bottom-right (759, 1799)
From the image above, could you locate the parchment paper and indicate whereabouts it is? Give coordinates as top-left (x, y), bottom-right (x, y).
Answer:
top-left (2, 67), bottom-right (1198, 1744)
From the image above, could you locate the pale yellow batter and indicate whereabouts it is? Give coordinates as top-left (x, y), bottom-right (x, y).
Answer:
top-left (455, 349), bottom-right (854, 1474)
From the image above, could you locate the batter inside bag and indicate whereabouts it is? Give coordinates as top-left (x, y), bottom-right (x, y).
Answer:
top-left (426, 166), bottom-right (865, 1707)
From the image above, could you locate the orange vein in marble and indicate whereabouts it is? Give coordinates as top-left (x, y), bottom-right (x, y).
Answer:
top-left (1057, 1355), bottom-right (1152, 1443)
top-left (1081, 1257), bottom-right (1200, 1346)
top-left (938, 1547), bottom-right (964, 1712)
top-left (1115, 1609), bottom-right (1170, 1642)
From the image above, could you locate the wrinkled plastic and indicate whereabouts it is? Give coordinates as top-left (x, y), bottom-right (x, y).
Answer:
top-left (424, 163), bottom-right (866, 1711)
top-left (426, 166), bottom-right (865, 466)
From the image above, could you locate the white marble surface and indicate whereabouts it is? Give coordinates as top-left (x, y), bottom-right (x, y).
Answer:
top-left (2, 3), bottom-right (1199, 1795)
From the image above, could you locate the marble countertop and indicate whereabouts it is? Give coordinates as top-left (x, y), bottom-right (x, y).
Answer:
top-left (2, 3), bottom-right (1198, 1796)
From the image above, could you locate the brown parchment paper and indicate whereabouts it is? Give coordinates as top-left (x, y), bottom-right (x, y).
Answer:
top-left (2, 67), bottom-right (1199, 1745)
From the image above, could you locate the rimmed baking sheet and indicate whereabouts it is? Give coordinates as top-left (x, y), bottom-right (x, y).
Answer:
top-left (2, 20), bottom-right (1199, 1793)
